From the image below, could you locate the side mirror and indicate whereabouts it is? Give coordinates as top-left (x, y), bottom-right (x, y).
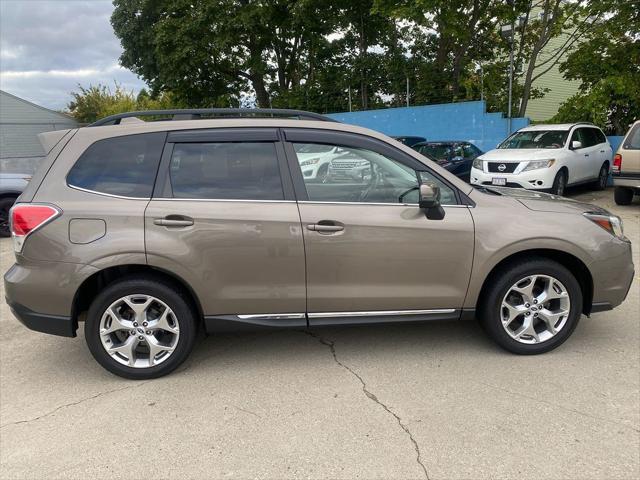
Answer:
top-left (419, 183), bottom-right (445, 220)
top-left (571, 140), bottom-right (582, 150)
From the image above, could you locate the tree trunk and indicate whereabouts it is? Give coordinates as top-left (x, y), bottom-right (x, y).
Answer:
top-left (251, 75), bottom-right (270, 108)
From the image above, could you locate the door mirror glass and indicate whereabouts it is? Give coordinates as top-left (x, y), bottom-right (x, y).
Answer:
top-left (419, 182), bottom-right (445, 220)
top-left (571, 140), bottom-right (582, 150)
top-left (419, 182), bottom-right (440, 208)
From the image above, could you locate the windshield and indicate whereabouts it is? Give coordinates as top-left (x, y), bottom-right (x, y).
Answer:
top-left (419, 144), bottom-right (457, 161)
top-left (498, 130), bottom-right (569, 149)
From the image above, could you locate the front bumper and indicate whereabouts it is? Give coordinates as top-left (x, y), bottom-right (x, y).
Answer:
top-left (6, 299), bottom-right (76, 337)
top-left (470, 167), bottom-right (552, 190)
top-left (589, 238), bottom-right (634, 311)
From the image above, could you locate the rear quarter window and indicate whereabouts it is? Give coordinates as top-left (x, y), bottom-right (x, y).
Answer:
top-left (624, 124), bottom-right (640, 150)
top-left (67, 132), bottom-right (165, 198)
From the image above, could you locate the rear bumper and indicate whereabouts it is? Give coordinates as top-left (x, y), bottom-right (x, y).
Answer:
top-left (6, 299), bottom-right (76, 337)
top-left (612, 177), bottom-right (640, 189)
top-left (4, 259), bottom-right (97, 337)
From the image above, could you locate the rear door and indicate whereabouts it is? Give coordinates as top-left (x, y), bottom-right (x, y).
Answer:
top-left (283, 128), bottom-right (475, 325)
top-left (145, 128), bottom-right (306, 323)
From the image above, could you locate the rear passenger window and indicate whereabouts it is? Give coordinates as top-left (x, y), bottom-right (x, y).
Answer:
top-left (67, 133), bottom-right (165, 198)
top-left (169, 142), bottom-right (284, 200)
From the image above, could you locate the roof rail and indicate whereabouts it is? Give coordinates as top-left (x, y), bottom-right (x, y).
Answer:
top-left (89, 108), bottom-right (338, 126)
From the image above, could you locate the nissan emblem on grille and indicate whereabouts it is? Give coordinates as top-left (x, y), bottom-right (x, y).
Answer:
top-left (498, 163), bottom-right (507, 172)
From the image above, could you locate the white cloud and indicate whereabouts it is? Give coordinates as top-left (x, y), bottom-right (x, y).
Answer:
top-left (0, 0), bottom-right (147, 110)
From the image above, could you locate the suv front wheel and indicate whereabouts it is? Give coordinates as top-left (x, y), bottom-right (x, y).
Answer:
top-left (479, 258), bottom-right (582, 354)
top-left (85, 276), bottom-right (198, 379)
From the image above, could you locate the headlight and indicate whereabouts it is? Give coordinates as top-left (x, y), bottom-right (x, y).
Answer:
top-left (584, 212), bottom-right (625, 240)
top-left (300, 158), bottom-right (320, 167)
top-left (522, 159), bottom-right (555, 172)
top-left (472, 157), bottom-right (483, 170)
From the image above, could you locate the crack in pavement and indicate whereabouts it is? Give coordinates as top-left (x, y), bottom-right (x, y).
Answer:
top-left (305, 331), bottom-right (430, 480)
top-left (478, 382), bottom-right (640, 434)
top-left (0, 382), bottom-right (149, 430)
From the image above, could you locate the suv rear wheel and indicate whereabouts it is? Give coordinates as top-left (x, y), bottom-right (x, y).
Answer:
top-left (0, 196), bottom-right (17, 237)
top-left (85, 276), bottom-right (198, 379)
top-left (594, 163), bottom-right (609, 191)
top-left (479, 258), bottom-right (582, 354)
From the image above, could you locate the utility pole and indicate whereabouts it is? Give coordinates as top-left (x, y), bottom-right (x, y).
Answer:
top-left (480, 63), bottom-right (484, 101)
top-left (507, 20), bottom-right (515, 136)
top-left (348, 87), bottom-right (352, 112)
top-left (406, 77), bottom-right (410, 108)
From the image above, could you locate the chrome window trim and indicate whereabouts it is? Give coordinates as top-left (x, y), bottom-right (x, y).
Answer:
top-left (152, 198), bottom-right (296, 203)
top-left (237, 313), bottom-right (306, 320)
top-left (297, 201), bottom-right (469, 208)
top-left (308, 309), bottom-right (455, 318)
top-left (67, 184), bottom-right (151, 200)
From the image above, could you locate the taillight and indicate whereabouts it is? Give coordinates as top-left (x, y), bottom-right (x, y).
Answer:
top-left (10, 204), bottom-right (61, 253)
top-left (613, 153), bottom-right (622, 173)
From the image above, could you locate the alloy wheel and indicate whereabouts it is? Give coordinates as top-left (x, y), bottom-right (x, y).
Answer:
top-left (500, 275), bottom-right (571, 344)
top-left (99, 294), bottom-right (180, 368)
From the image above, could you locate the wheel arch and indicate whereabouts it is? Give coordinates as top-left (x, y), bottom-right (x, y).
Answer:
top-left (475, 249), bottom-right (594, 316)
top-left (71, 264), bottom-right (204, 325)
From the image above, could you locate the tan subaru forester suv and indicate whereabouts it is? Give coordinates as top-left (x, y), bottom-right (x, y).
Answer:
top-left (4, 109), bottom-right (634, 379)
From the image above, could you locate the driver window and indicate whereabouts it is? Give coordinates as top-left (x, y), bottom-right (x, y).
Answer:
top-left (571, 129), bottom-right (587, 148)
top-left (292, 142), bottom-right (457, 205)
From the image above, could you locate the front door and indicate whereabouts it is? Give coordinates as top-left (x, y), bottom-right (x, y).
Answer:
top-left (284, 129), bottom-right (475, 325)
top-left (145, 128), bottom-right (306, 322)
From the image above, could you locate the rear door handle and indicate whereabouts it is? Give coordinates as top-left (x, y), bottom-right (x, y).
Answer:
top-left (154, 216), bottom-right (194, 227)
top-left (307, 220), bottom-right (344, 233)
top-left (584, 154), bottom-right (589, 157)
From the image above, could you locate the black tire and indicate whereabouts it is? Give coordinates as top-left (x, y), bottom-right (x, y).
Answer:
top-left (550, 170), bottom-right (567, 196)
top-left (614, 186), bottom-right (634, 205)
top-left (593, 163), bottom-right (609, 191)
top-left (479, 257), bottom-right (583, 355)
top-left (0, 197), bottom-right (17, 238)
top-left (85, 275), bottom-right (198, 379)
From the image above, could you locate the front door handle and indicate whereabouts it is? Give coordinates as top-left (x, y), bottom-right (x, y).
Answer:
top-left (154, 216), bottom-right (194, 227)
top-left (584, 154), bottom-right (589, 157)
top-left (307, 220), bottom-right (344, 233)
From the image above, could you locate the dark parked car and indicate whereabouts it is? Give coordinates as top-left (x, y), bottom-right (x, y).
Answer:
top-left (392, 136), bottom-right (427, 147)
top-left (413, 141), bottom-right (482, 182)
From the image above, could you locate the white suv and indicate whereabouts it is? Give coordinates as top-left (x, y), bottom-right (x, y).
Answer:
top-left (470, 123), bottom-right (612, 196)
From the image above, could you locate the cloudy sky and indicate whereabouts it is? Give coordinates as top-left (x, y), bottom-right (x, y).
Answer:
top-left (0, 0), bottom-right (146, 110)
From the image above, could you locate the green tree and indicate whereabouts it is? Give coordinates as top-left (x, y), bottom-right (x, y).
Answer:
top-left (553, 0), bottom-right (639, 134)
top-left (112, 0), bottom-right (341, 109)
top-left (66, 83), bottom-right (181, 123)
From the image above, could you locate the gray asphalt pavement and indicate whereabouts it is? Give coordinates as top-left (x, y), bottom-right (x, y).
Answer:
top-left (1, 187), bottom-right (638, 479)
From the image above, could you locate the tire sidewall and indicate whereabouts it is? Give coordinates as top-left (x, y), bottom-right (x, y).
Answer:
top-left (552, 170), bottom-right (567, 196)
top-left (85, 278), bottom-right (197, 379)
top-left (482, 260), bottom-right (583, 354)
top-left (0, 197), bottom-right (16, 237)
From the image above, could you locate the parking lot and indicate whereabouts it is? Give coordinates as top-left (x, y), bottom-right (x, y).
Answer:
top-left (0, 187), bottom-right (638, 480)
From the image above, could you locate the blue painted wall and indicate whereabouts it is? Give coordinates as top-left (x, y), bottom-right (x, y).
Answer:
top-left (327, 101), bottom-right (530, 152)
top-left (607, 136), bottom-right (623, 153)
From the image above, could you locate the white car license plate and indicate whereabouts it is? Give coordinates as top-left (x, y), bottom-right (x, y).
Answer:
top-left (492, 177), bottom-right (507, 186)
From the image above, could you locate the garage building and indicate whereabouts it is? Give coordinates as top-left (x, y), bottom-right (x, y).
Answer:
top-left (0, 90), bottom-right (77, 173)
